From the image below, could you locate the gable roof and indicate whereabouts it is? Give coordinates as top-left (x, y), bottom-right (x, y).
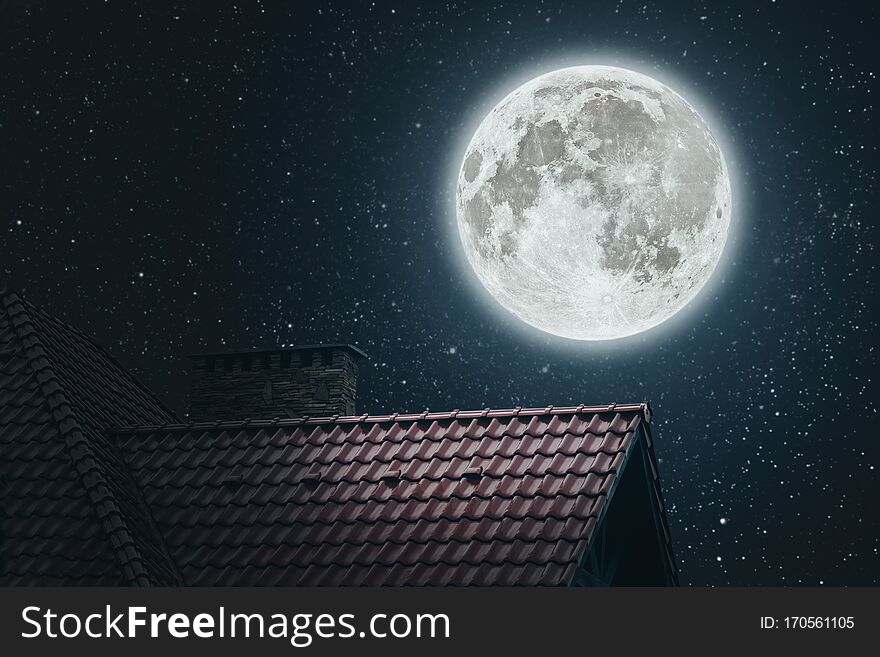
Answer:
top-left (116, 404), bottom-right (677, 586)
top-left (0, 288), bottom-right (182, 585)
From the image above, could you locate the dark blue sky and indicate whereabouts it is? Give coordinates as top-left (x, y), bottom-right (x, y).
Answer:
top-left (2, 1), bottom-right (876, 585)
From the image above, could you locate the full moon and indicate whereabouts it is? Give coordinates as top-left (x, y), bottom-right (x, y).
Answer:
top-left (456, 66), bottom-right (731, 340)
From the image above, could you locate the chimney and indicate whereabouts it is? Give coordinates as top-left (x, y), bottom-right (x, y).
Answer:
top-left (187, 344), bottom-right (367, 421)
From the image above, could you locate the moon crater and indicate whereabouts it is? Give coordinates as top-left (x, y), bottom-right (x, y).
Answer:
top-left (456, 66), bottom-right (731, 340)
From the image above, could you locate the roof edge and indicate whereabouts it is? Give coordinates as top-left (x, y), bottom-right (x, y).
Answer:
top-left (639, 421), bottom-right (679, 584)
top-left (1, 289), bottom-right (155, 586)
top-left (566, 422), bottom-right (677, 586)
top-left (114, 402), bottom-right (651, 434)
top-left (564, 424), bottom-right (642, 584)
top-left (10, 290), bottom-right (181, 423)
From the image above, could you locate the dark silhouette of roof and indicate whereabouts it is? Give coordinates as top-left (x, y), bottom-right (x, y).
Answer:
top-left (0, 288), bottom-right (181, 585)
top-left (116, 405), bottom-right (677, 586)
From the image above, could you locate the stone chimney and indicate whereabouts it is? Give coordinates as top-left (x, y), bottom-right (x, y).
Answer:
top-left (187, 344), bottom-right (367, 421)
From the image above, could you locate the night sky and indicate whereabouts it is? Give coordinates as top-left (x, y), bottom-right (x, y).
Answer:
top-left (2, 1), bottom-right (877, 586)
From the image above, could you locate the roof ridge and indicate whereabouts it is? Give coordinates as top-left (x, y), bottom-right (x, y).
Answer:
top-left (114, 402), bottom-right (652, 434)
top-left (1, 289), bottom-right (152, 586)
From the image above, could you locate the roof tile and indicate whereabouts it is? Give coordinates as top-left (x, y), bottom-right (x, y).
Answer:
top-left (1, 290), bottom-right (182, 585)
top-left (119, 405), bottom-right (651, 586)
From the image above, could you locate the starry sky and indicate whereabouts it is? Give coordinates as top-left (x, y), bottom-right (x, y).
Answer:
top-left (1, 1), bottom-right (876, 586)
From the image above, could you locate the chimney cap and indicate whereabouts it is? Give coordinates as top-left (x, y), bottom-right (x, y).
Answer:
top-left (187, 343), bottom-right (368, 360)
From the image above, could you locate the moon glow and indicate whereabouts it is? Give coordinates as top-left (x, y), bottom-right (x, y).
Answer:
top-left (456, 66), bottom-right (731, 341)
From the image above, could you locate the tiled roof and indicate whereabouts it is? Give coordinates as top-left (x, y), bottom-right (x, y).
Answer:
top-left (117, 404), bottom-right (675, 586)
top-left (1, 290), bottom-right (677, 586)
top-left (0, 288), bottom-right (182, 585)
